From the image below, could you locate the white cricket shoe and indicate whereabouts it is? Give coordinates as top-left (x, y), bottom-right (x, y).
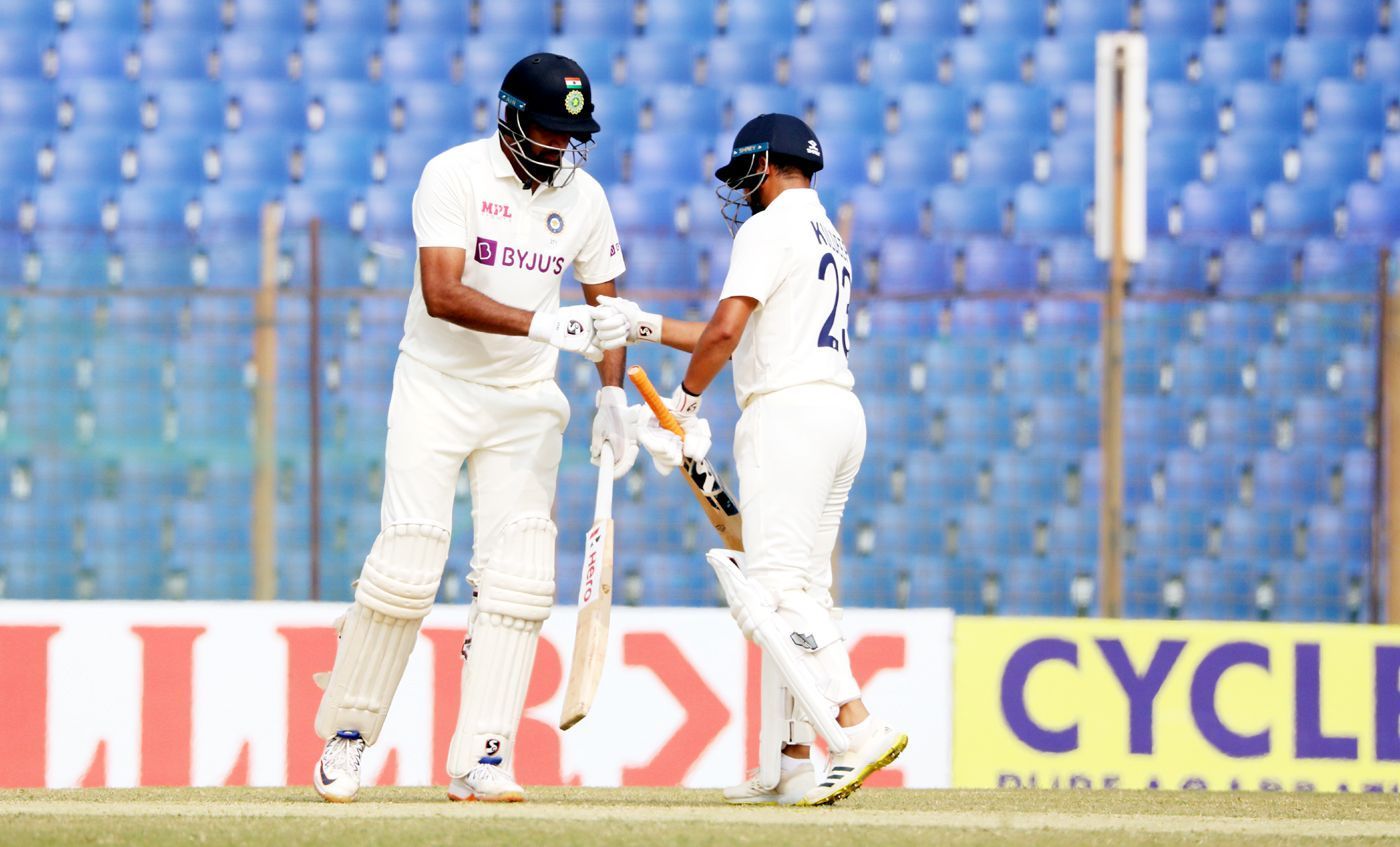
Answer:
top-left (799, 722), bottom-right (907, 807)
top-left (447, 762), bottom-right (525, 803)
top-left (314, 730), bottom-right (366, 803)
top-left (722, 762), bottom-right (815, 806)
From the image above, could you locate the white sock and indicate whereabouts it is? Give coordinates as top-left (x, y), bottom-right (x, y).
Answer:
top-left (842, 716), bottom-right (875, 748)
top-left (780, 753), bottom-right (807, 773)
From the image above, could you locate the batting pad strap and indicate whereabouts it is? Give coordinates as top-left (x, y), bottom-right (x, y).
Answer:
top-left (355, 522), bottom-right (451, 619)
top-left (475, 570), bottom-right (555, 621)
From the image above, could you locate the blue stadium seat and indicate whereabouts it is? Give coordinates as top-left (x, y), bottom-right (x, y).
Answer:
top-left (1213, 130), bottom-right (1289, 184)
top-left (1033, 398), bottom-right (1099, 450)
top-left (726, 0), bottom-right (797, 40)
top-left (1178, 181), bottom-right (1254, 240)
top-left (999, 556), bottom-right (1075, 615)
top-left (947, 37), bottom-right (1028, 85)
top-left (0, 130), bottom-right (43, 183)
top-left (860, 299), bottom-right (942, 339)
top-left (642, 84), bottom-right (720, 135)
top-left (1053, 83), bottom-right (1099, 135)
top-left (607, 181), bottom-right (682, 235)
top-left (1225, 0), bottom-right (1298, 37)
top-left (1123, 396), bottom-right (1186, 452)
top-left (0, 79), bottom-right (56, 131)
top-left (216, 130), bottom-right (296, 185)
top-left (808, 84), bottom-right (885, 132)
top-left (217, 32), bottom-right (297, 81)
top-left (1033, 37), bottom-right (1094, 86)
top-left (1004, 342), bottom-right (1081, 395)
top-left (881, 131), bottom-right (955, 186)
top-left (139, 32), bottom-right (216, 81)
top-left (1284, 300), bottom-right (1372, 346)
top-left (931, 184), bottom-right (1005, 237)
top-left (50, 129), bottom-right (135, 184)
top-left (231, 0), bottom-right (305, 32)
top-left (462, 37), bottom-right (544, 94)
top-left (1031, 299), bottom-right (1098, 344)
top-left (727, 84), bottom-right (802, 127)
top-left (850, 185), bottom-right (926, 243)
top-left (1345, 182), bottom-right (1400, 243)
top-left (806, 0), bottom-right (880, 40)
top-left (544, 36), bottom-right (618, 85)
top-left (0, 31), bottom-right (47, 78)
top-left (1014, 184), bottom-right (1088, 240)
top-left (1364, 36), bottom-right (1400, 83)
top-left (137, 131), bottom-right (213, 184)
top-left (1261, 182), bottom-right (1336, 239)
top-left (391, 81), bottom-right (473, 135)
top-left (1147, 131), bottom-right (1207, 189)
top-left (116, 194), bottom-right (199, 288)
top-left (1043, 238), bottom-right (1104, 291)
top-left (703, 37), bottom-right (780, 87)
top-left (1385, 135), bottom-right (1400, 182)
top-left (975, 0), bottom-right (1045, 38)
top-left (1146, 37), bottom-right (1197, 83)
top-left (1254, 345), bottom-right (1328, 395)
top-left (1221, 506), bottom-right (1296, 561)
top-left (383, 33), bottom-right (464, 83)
top-left (1219, 240), bottom-right (1293, 296)
top-left (300, 32), bottom-right (378, 81)
top-left (647, 0), bottom-right (717, 38)
top-left (64, 0), bottom-right (141, 33)
top-left (977, 82), bottom-right (1051, 134)
top-left (1301, 238), bottom-right (1381, 293)
top-left (1056, 0), bottom-right (1128, 35)
top-left (630, 131), bottom-right (708, 183)
top-left (1202, 300), bottom-right (1276, 346)
top-left (1045, 130), bottom-right (1092, 183)
top-left (1306, 505), bottom-right (1370, 562)
top-left (962, 238), bottom-right (1037, 292)
top-left (561, 0), bottom-right (633, 37)
top-left (396, 0), bottom-right (470, 33)
top-left (620, 236), bottom-right (698, 291)
top-left (315, 0), bottom-right (389, 33)
top-left (0, 0), bottom-right (56, 31)
top-left (678, 185), bottom-right (728, 239)
top-left (1307, 1), bottom-right (1381, 38)
top-left (869, 38), bottom-right (942, 87)
top-left (1297, 131), bottom-right (1374, 185)
top-left (888, 0), bottom-right (962, 37)
top-left (1280, 37), bottom-right (1361, 85)
top-left (1200, 36), bottom-right (1275, 84)
top-left (786, 37), bottom-right (862, 86)
top-left (624, 38), bottom-right (699, 85)
top-left (1162, 450), bottom-right (1238, 505)
top-left (31, 183), bottom-right (113, 287)
top-left (228, 79), bottom-right (306, 131)
top-left (475, 0), bottom-right (551, 37)
top-left (309, 81), bottom-right (389, 132)
top-left (1151, 82), bottom-right (1220, 134)
top-left (363, 182), bottom-right (415, 239)
top-left (964, 131), bottom-right (1040, 184)
top-left (586, 83), bottom-right (637, 139)
top-left (147, 79), bottom-right (225, 132)
top-left (283, 183), bottom-right (360, 231)
top-left (809, 129), bottom-right (873, 187)
top-left (1313, 79), bottom-right (1386, 133)
top-left (895, 83), bottom-right (970, 134)
top-left (150, 0), bottom-right (224, 33)
top-left (1297, 395), bottom-right (1372, 451)
top-left (1228, 80), bottom-right (1303, 133)
top-left (877, 237), bottom-right (955, 294)
top-left (582, 134), bottom-right (623, 184)
top-left (1172, 343), bottom-right (1248, 395)
top-left (986, 449), bottom-right (1070, 505)
top-left (958, 505), bottom-right (1034, 557)
top-left (301, 131), bottom-right (381, 185)
top-left (63, 78), bottom-right (144, 132)
top-left (1141, 0), bottom-right (1212, 36)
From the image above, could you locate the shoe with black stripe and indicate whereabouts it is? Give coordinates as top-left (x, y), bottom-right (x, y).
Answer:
top-left (798, 722), bottom-right (907, 807)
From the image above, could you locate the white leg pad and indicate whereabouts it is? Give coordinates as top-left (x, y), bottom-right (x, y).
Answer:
top-left (771, 587), bottom-right (861, 706)
top-left (315, 522), bottom-right (450, 745)
top-left (447, 514), bottom-right (556, 778)
top-left (706, 549), bottom-right (850, 754)
top-left (757, 655), bottom-right (816, 790)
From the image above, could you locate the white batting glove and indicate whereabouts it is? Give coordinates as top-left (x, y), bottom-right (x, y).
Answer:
top-left (594, 295), bottom-right (662, 347)
top-left (634, 386), bottom-right (711, 476)
top-left (591, 386), bottom-right (639, 479)
top-left (528, 304), bottom-right (603, 362)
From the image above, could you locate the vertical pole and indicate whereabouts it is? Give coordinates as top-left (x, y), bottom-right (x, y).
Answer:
top-left (1099, 47), bottom-right (1127, 618)
top-left (252, 203), bottom-right (281, 600)
top-left (309, 219), bottom-right (323, 601)
top-left (1381, 249), bottom-right (1398, 623)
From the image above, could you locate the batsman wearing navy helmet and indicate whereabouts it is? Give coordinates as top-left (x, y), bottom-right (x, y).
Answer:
top-left (312, 53), bottom-right (635, 804)
top-left (592, 114), bottom-right (907, 806)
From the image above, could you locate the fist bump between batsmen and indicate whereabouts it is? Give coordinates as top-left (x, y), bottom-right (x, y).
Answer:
top-left (591, 386), bottom-right (640, 479)
top-left (528, 303), bottom-right (604, 362)
top-left (632, 386), bottom-right (712, 476)
top-left (591, 295), bottom-right (661, 350)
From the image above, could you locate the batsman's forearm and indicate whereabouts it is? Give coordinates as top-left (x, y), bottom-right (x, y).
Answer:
top-left (596, 346), bottom-right (626, 388)
top-left (424, 283), bottom-right (535, 336)
top-left (659, 318), bottom-right (707, 353)
top-left (682, 322), bottom-right (741, 395)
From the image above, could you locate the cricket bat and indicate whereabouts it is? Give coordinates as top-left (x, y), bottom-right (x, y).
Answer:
top-left (627, 365), bottom-right (744, 550)
top-left (558, 441), bottom-right (615, 731)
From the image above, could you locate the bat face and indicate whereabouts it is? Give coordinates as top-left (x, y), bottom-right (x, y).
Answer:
top-left (579, 519), bottom-right (613, 608)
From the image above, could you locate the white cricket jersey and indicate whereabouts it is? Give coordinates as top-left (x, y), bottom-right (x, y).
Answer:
top-left (402, 134), bottom-right (625, 386)
top-left (718, 188), bottom-right (856, 408)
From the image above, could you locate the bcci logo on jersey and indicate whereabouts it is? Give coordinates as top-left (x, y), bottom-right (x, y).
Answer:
top-left (474, 236), bottom-right (567, 275)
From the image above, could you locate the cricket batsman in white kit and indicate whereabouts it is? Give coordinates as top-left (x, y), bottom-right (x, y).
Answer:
top-left (592, 114), bottom-right (907, 806)
top-left (312, 53), bottom-right (637, 803)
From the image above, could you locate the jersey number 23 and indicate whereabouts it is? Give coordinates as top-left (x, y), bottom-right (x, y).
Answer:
top-left (816, 251), bottom-right (852, 357)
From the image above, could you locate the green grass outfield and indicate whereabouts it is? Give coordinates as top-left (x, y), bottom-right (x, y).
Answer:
top-left (3, 787), bottom-right (1399, 846)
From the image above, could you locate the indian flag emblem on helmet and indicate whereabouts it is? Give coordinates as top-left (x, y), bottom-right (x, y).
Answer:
top-left (564, 77), bottom-right (583, 89)
top-left (564, 89), bottom-right (585, 115)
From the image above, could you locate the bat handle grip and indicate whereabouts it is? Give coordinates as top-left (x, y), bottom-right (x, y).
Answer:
top-left (627, 365), bottom-right (685, 439)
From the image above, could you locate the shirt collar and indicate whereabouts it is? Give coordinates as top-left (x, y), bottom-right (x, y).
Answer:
top-left (768, 187), bottom-right (819, 211)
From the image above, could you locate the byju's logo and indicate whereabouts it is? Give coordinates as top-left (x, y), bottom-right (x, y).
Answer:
top-left (475, 237), bottom-right (498, 266)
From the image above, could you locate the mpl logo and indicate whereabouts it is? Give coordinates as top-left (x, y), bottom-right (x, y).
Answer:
top-left (481, 201), bottom-right (512, 219)
top-left (475, 236), bottom-right (498, 266)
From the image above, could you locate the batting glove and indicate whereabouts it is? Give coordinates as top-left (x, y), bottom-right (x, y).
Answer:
top-left (528, 304), bottom-right (603, 362)
top-left (594, 295), bottom-right (662, 348)
top-left (591, 386), bottom-right (639, 479)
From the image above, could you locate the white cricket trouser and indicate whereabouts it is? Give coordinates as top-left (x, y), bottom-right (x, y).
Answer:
top-left (381, 353), bottom-right (569, 563)
top-left (734, 383), bottom-right (866, 603)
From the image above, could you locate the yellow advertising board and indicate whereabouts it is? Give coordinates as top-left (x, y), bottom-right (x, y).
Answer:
top-left (954, 617), bottom-right (1400, 792)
